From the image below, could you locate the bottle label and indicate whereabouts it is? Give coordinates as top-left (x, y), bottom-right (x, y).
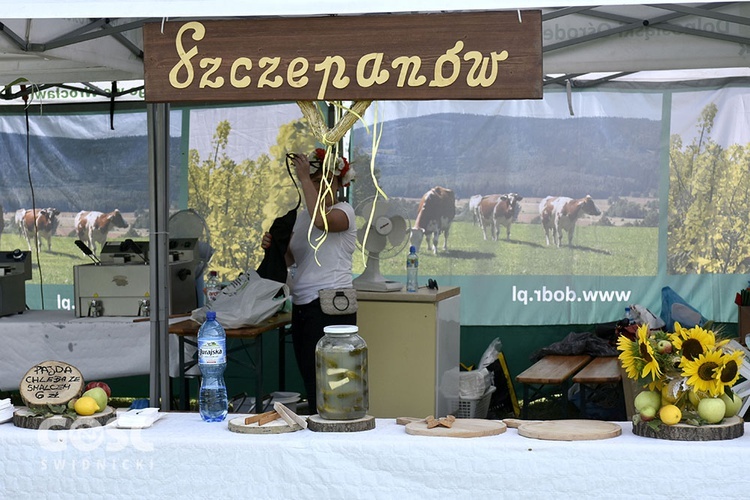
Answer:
top-left (198, 338), bottom-right (226, 364)
top-left (207, 288), bottom-right (220, 302)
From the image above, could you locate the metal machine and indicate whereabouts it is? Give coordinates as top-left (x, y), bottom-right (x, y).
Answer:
top-left (73, 238), bottom-right (199, 317)
top-left (0, 249), bottom-right (32, 317)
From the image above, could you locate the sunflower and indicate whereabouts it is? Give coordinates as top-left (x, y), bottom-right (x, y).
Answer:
top-left (636, 325), bottom-right (662, 381)
top-left (681, 349), bottom-right (724, 396)
top-left (716, 349), bottom-right (743, 391)
top-left (670, 323), bottom-right (717, 361)
top-left (617, 334), bottom-right (642, 381)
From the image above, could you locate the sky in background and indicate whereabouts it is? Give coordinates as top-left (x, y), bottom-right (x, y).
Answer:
top-left (188, 103), bottom-right (302, 163)
top-left (671, 87), bottom-right (750, 148)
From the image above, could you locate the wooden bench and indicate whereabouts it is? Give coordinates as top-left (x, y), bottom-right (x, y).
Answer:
top-left (516, 354), bottom-right (591, 419)
top-left (572, 356), bottom-right (625, 420)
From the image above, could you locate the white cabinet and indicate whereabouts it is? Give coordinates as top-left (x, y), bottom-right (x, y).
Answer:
top-left (356, 287), bottom-right (460, 418)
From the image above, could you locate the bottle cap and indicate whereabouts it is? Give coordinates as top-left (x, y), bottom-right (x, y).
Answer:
top-left (206, 311), bottom-right (216, 321)
top-left (323, 325), bottom-right (358, 335)
top-left (410, 245), bottom-right (416, 253)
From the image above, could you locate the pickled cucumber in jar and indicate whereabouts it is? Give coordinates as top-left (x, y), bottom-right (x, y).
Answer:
top-left (315, 325), bottom-right (368, 420)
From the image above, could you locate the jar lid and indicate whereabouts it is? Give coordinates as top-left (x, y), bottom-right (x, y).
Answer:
top-left (323, 325), bottom-right (358, 334)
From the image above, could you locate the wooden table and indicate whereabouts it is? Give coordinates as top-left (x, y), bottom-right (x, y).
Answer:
top-left (516, 354), bottom-right (592, 419)
top-left (169, 312), bottom-right (291, 411)
top-left (572, 356), bottom-right (624, 419)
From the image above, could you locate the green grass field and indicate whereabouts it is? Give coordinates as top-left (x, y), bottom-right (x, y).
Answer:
top-left (2, 218), bottom-right (658, 287)
top-left (2, 232), bottom-right (96, 285)
top-left (353, 220), bottom-right (658, 277)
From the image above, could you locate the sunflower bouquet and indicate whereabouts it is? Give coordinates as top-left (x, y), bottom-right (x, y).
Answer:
top-left (617, 322), bottom-right (744, 427)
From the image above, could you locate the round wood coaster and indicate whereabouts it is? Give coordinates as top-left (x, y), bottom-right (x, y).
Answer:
top-left (307, 414), bottom-right (375, 432)
top-left (632, 415), bottom-right (744, 441)
top-left (13, 406), bottom-right (115, 430)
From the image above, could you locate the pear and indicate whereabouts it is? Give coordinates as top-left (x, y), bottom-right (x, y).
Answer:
top-left (81, 387), bottom-right (108, 412)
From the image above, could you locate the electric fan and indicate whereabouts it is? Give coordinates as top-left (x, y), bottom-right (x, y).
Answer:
top-left (169, 209), bottom-right (214, 276)
top-left (352, 197), bottom-right (410, 292)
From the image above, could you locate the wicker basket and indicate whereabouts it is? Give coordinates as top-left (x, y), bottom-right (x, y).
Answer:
top-left (450, 385), bottom-right (496, 419)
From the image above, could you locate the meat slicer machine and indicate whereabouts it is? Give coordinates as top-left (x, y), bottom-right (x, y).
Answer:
top-left (73, 238), bottom-right (198, 317)
top-left (0, 249), bottom-right (32, 317)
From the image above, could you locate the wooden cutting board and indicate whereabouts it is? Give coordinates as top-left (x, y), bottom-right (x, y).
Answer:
top-left (228, 415), bottom-right (303, 434)
top-left (513, 419), bottom-right (622, 441)
top-left (404, 418), bottom-right (506, 438)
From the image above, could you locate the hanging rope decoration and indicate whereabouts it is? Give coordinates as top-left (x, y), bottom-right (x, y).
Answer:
top-left (295, 100), bottom-right (388, 267)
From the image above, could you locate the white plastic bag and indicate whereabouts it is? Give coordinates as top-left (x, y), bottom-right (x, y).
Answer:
top-left (630, 304), bottom-right (666, 329)
top-left (191, 269), bottom-right (289, 328)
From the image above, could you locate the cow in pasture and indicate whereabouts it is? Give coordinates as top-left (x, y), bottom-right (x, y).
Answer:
top-left (478, 193), bottom-right (523, 241)
top-left (469, 194), bottom-right (483, 226)
top-left (20, 208), bottom-right (61, 252)
top-left (409, 186), bottom-right (456, 254)
top-left (15, 209), bottom-right (26, 235)
top-left (75, 209), bottom-right (129, 254)
top-left (539, 195), bottom-right (601, 247)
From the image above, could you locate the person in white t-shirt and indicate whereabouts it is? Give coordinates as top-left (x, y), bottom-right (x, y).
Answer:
top-left (262, 148), bottom-right (356, 414)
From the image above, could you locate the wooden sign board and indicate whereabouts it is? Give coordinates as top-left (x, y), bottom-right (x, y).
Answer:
top-left (143, 11), bottom-right (542, 103)
top-left (19, 360), bottom-right (84, 409)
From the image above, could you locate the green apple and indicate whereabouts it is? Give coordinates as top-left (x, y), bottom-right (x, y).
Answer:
top-left (720, 393), bottom-right (743, 417)
top-left (639, 406), bottom-right (657, 421)
top-left (697, 397), bottom-right (726, 424)
top-left (82, 387), bottom-right (108, 412)
top-left (67, 397), bottom-right (78, 411)
top-left (634, 390), bottom-right (662, 412)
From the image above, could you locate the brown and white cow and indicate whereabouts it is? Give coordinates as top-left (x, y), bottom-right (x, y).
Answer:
top-left (539, 195), bottom-right (601, 247)
top-left (468, 194), bottom-right (483, 226)
top-left (75, 209), bottom-right (129, 254)
top-left (478, 193), bottom-right (523, 241)
top-left (409, 186), bottom-right (456, 254)
top-left (20, 208), bottom-right (61, 252)
top-left (14, 208), bottom-right (26, 235)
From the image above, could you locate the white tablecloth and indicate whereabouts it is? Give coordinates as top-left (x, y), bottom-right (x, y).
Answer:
top-left (1, 412), bottom-right (750, 499)
top-left (0, 310), bottom-right (183, 390)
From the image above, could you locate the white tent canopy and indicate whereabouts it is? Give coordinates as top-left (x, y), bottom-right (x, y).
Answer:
top-left (2, 1), bottom-right (750, 407)
top-left (1, 3), bottom-right (750, 90)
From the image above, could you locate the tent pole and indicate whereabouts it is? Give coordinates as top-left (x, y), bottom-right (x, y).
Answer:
top-left (147, 102), bottom-right (171, 410)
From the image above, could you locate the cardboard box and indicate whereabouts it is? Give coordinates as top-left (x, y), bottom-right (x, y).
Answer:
top-left (738, 305), bottom-right (750, 346)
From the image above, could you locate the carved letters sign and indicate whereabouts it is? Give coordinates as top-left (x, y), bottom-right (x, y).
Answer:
top-left (143, 11), bottom-right (542, 102)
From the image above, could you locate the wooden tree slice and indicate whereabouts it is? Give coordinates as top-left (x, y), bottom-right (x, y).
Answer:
top-left (405, 418), bottom-right (505, 438)
top-left (13, 406), bottom-right (115, 430)
top-left (18, 360), bottom-right (84, 409)
top-left (517, 419), bottom-right (621, 441)
top-left (307, 414), bottom-right (376, 432)
top-left (632, 415), bottom-right (744, 441)
top-left (228, 416), bottom-right (302, 434)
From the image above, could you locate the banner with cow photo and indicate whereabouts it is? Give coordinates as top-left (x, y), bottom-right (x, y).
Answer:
top-left (349, 86), bottom-right (750, 326)
top-left (3, 84), bottom-right (750, 327)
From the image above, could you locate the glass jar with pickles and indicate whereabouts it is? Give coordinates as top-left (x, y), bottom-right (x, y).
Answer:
top-left (315, 325), bottom-right (368, 420)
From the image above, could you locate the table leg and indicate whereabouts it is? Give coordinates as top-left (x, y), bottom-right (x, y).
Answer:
top-left (579, 384), bottom-right (587, 418)
top-left (561, 381), bottom-right (570, 418)
top-left (256, 335), bottom-right (264, 413)
top-left (179, 336), bottom-right (188, 411)
top-left (279, 325), bottom-right (286, 391)
top-left (522, 385), bottom-right (529, 419)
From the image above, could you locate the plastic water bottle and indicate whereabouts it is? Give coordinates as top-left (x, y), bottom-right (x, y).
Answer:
top-left (205, 270), bottom-right (221, 303)
top-left (406, 245), bottom-right (418, 292)
top-left (625, 306), bottom-right (635, 324)
top-left (198, 311), bottom-right (228, 422)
